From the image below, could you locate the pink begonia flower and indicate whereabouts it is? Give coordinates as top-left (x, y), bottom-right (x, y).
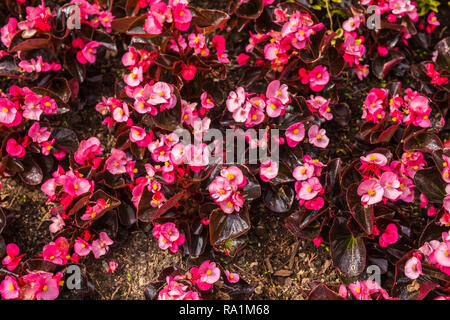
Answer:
top-left (217, 52), bottom-right (230, 63)
top-left (293, 163), bottom-right (314, 181)
top-left (74, 137), bottom-right (103, 165)
top-left (360, 153), bottom-right (388, 167)
top-left (2, 243), bottom-right (24, 271)
top-left (22, 94), bottom-right (43, 120)
top-left (225, 271), bottom-right (240, 283)
top-left (237, 53), bottom-right (250, 66)
top-left (259, 158), bottom-right (279, 182)
top-left (107, 261), bottom-right (118, 273)
top-left (296, 177), bottom-right (322, 201)
top-left (308, 125), bottom-right (329, 149)
top-left (313, 236), bottom-right (323, 247)
top-left (348, 281), bottom-right (370, 300)
top-left (173, 4), bottom-right (192, 31)
top-left (343, 15), bottom-right (361, 32)
top-left (99, 11), bottom-right (114, 32)
top-left (308, 65), bottom-right (330, 92)
top-left (106, 148), bottom-right (129, 174)
top-left (193, 117), bottom-right (211, 141)
top-left (357, 179), bottom-right (383, 206)
top-left (379, 171), bottom-right (402, 201)
top-left (220, 166), bottom-right (246, 188)
top-left (188, 33), bottom-right (206, 50)
top-left (153, 222), bottom-right (185, 253)
top-left (266, 97), bottom-right (285, 118)
top-left (426, 12), bottom-right (440, 33)
top-left (1, 18), bottom-right (18, 47)
top-left (76, 41), bottom-right (101, 64)
top-left (124, 66), bottom-right (143, 87)
top-left (245, 107), bottom-right (265, 127)
top-left (74, 238), bottom-right (91, 256)
top-left (6, 139), bottom-right (25, 158)
top-left (0, 98), bottom-right (18, 125)
top-left (379, 223), bottom-right (399, 247)
top-left (434, 242), bottom-right (450, 267)
top-left (130, 126), bottom-right (146, 143)
top-left (339, 285), bottom-right (348, 298)
top-left (0, 275), bottom-right (21, 300)
top-left (181, 64), bottom-right (197, 81)
top-left (377, 46), bottom-right (389, 57)
top-left (28, 122), bottom-right (51, 143)
top-left (266, 80), bottom-right (289, 104)
top-left (226, 87), bottom-right (246, 113)
top-left (91, 232), bottom-right (114, 258)
top-left (200, 92), bottom-right (215, 111)
top-left (49, 214), bottom-right (65, 234)
top-left (198, 260), bottom-right (221, 284)
top-left (122, 47), bottom-right (137, 67)
top-left (355, 64), bottom-right (369, 80)
top-left (185, 143), bottom-right (210, 171)
top-left (143, 13), bottom-right (162, 35)
top-left (209, 176), bottom-right (232, 202)
top-left (35, 275), bottom-right (60, 300)
top-left (404, 256), bottom-right (423, 279)
top-left (62, 172), bottom-right (92, 197)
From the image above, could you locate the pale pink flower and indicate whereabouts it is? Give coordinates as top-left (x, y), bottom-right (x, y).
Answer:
top-left (357, 179), bottom-right (383, 206)
top-left (266, 80), bottom-right (289, 104)
top-left (198, 260), bottom-right (221, 284)
top-left (308, 125), bottom-right (329, 148)
top-left (225, 271), bottom-right (240, 283)
top-left (259, 158), bottom-right (279, 182)
top-left (91, 232), bottom-right (114, 258)
top-left (404, 257), bottom-right (422, 279)
top-left (0, 276), bottom-right (21, 300)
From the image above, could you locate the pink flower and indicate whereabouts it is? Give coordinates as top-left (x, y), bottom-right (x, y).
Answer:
top-left (0, 276), bottom-right (21, 300)
top-left (343, 15), bottom-right (361, 32)
top-left (285, 122), bottom-right (305, 147)
top-left (378, 46), bottom-right (389, 57)
top-left (6, 139), bottom-right (25, 158)
top-left (226, 87), bottom-right (246, 112)
top-left (308, 65), bottom-right (329, 92)
top-left (28, 122), bottom-right (51, 143)
top-left (379, 224), bottom-right (399, 247)
top-left (74, 137), bottom-right (103, 165)
top-left (293, 163), bottom-right (314, 181)
top-left (296, 177), bottom-right (322, 201)
top-left (124, 66), bottom-right (143, 87)
top-left (173, 4), bottom-right (192, 31)
top-left (313, 236), bottom-right (323, 247)
top-left (259, 158), bottom-right (279, 182)
top-left (129, 126), bottom-right (146, 143)
top-left (379, 171), bottom-right (402, 201)
top-left (99, 11), bottom-right (114, 32)
top-left (357, 179), bottom-right (383, 206)
top-left (355, 64), bottom-right (369, 80)
top-left (76, 41), bottom-right (101, 64)
top-left (266, 97), bottom-right (284, 118)
top-left (49, 214), bottom-right (65, 233)
top-left (404, 257), bottom-right (422, 279)
top-left (0, 98), bottom-right (18, 125)
top-left (74, 238), bottom-right (91, 256)
top-left (122, 47), bottom-right (137, 67)
top-left (1, 18), bottom-right (18, 47)
top-left (144, 13), bottom-right (162, 35)
top-left (62, 172), bottom-right (92, 196)
top-left (106, 148), bottom-right (129, 174)
top-left (152, 222), bottom-right (185, 253)
top-left (308, 125), bottom-right (329, 149)
top-left (200, 92), bottom-right (215, 111)
top-left (197, 260), bottom-right (221, 284)
top-left (434, 242), bottom-right (450, 267)
top-left (107, 261), bottom-right (118, 273)
top-left (2, 243), bottom-right (24, 271)
top-left (209, 176), bottom-right (232, 202)
top-left (225, 270), bottom-right (240, 283)
top-left (266, 80), bottom-right (289, 104)
top-left (360, 153), bottom-right (388, 167)
top-left (220, 166), bottom-right (246, 188)
top-left (91, 232), bottom-right (114, 258)
top-left (237, 53), bottom-right (250, 66)
top-left (35, 275), bottom-right (60, 300)
top-left (181, 64), bottom-right (197, 81)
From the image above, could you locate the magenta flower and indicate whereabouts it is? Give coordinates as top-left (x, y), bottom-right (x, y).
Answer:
top-left (74, 238), bottom-right (91, 257)
top-left (285, 122), bottom-right (305, 147)
top-left (76, 41), bottom-right (101, 64)
top-left (0, 98), bottom-right (18, 125)
top-left (198, 260), bottom-right (221, 284)
top-left (379, 224), bottom-right (399, 248)
top-left (259, 158), bottom-right (279, 182)
top-left (357, 179), bottom-right (383, 206)
top-left (200, 92), bottom-right (215, 111)
top-left (153, 222), bottom-right (185, 253)
top-left (107, 261), bottom-right (118, 274)
top-left (404, 257), bottom-right (423, 279)
top-left (173, 4), bottom-right (192, 31)
top-left (209, 176), bottom-right (233, 202)
top-left (308, 65), bottom-right (330, 92)
top-left (99, 11), bottom-right (114, 32)
top-left (6, 139), bottom-right (25, 158)
top-left (2, 243), bottom-right (24, 271)
top-left (74, 137), bottom-right (103, 165)
top-left (181, 64), bottom-right (197, 81)
top-left (0, 275), bottom-right (21, 300)
top-left (91, 232), bottom-right (114, 258)
top-left (266, 80), bottom-right (289, 104)
top-left (62, 172), bottom-right (92, 197)
top-left (144, 13), bottom-right (163, 35)
top-left (1, 18), bottom-right (18, 47)
top-left (28, 122), bottom-right (51, 143)
top-left (225, 270), bottom-right (240, 283)
top-left (122, 47), bottom-right (137, 67)
top-left (308, 125), bottom-right (329, 149)
top-left (106, 148), bottom-right (129, 174)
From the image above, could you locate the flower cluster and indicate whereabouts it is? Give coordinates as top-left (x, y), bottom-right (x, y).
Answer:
top-left (143, 0), bottom-right (192, 35)
top-left (297, 65), bottom-right (330, 92)
top-left (226, 80), bottom-right (290, 125)
top-left (338, 280), bottom-right (397, 300)
top-left (362, 87), bottom-right (432, 128)
top-left (405, 231), bottom-right (450, 280)
top-left (426, 63), bottom-right (448, 86)
top-left (152, 222), bottom-right (185, 253)
top-left (293, 156), bottom-right (326, 210)
top-left (259, 11), bottom-right (324, 71)
top-left (74, 232), bottom-right (114, 259)
top-left (357, 152), bottom-right (418, 208)
top-left (209, 166), bottom-right (247, 214)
